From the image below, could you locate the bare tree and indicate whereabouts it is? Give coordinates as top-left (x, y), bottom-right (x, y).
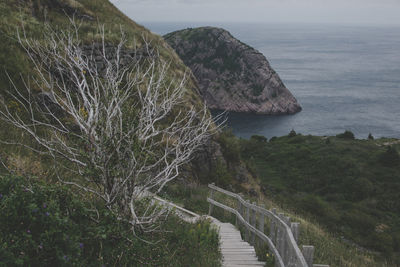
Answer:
top-left (0, 19), bottom-right (219, 231)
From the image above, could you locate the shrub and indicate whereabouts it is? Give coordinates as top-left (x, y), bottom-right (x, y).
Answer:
top-left (368, 133), bottom-right (374, 140)
top-left (218, 131), bottom-right (240, 164)
top-left (0, 175), bottom-right (221, 266)
top-left (213, 160), bottom-right (233, 187)
top-left (250, 135), bottom-right (268, 143)
top-left (379, 146), bottom-right (400, 167)
top-left (288, 129), bottom-right (297, 138)
top-left (336, 130), bottom-right (355, 140)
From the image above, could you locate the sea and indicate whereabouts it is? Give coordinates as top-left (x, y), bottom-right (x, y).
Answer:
top-left (144, 22), bottom-right (400, 139)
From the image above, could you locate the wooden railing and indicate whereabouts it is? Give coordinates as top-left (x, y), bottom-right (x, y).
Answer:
top-left (207, 183), bottom-right (329, 267)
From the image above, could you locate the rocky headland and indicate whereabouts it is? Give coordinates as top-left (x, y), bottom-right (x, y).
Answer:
top-left (164, 27), bottom-right (302, 115)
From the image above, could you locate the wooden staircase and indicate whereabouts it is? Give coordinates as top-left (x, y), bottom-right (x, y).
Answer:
top-left (153, 195), bottom-right (266, 266)
top-left (211, 218), bottom-right (266, 267)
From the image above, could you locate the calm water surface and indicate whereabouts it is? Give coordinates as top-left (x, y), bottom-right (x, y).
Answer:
top-left (145, 22), bottom-right (400, 139)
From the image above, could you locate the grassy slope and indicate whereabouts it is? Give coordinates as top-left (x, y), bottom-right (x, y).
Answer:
top-left (0, 0), bottom-right (198, 92)
top-left (0, 0), bottom-right (204, 176)
top-left (0, 1), bottom-right (221, 265)
top-left (239, 133), bottom-right (400, 264)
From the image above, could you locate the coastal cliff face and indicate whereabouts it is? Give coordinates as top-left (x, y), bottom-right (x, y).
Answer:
top-left (164, 27), bottom-right (302, 115)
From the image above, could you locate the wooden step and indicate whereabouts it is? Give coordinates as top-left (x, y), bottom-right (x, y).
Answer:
top-left (211, 218), bottom-right (265, 267)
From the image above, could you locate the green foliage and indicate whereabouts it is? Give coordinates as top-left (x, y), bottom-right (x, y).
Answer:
top-left (165, 28), bottom-right (242, 74)
top-left (0, 175), bottom-right (221, 266)
top-left (218, 131), bottom-right (240, 164)
top-left (251, 84), bottom-right (264, 96)
top-left (368, 133), bottom-right (374, 140)
top-left (288, 129), bottom-right (297, 138)
top-left (336, 130), bottom-right (355, 140)
top-left (250, 135), bottom-right (268, 143)
top-left (379, 146), bottom-right (400, 167)
top-left (213, 160), bottom-right (233, 187)
top-left (160, 183), bottom-right (210, 215)
top-left (255, 243), bottom-right (275, 266)
top-left (238, 134), bottom-right (400, 264)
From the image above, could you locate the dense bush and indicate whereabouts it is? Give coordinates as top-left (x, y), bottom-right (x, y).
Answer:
top-left (368, 133), bottom-right (374, 140)
top-left (0, 175), bottom-right (221, 266)
top-left (250, 135), bottom-right (268, 143)
top-left (336, 130), bottom-right (355, 140)
top-left (379, 146), bottom-right (400, 167)
top-left (213, 160), bottom-right (233, 187)
top-left (217, 131), bottom-right (240, 164)
top-left (288, 129), bottom-right (297, 137)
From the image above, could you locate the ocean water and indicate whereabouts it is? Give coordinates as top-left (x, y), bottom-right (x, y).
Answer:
top-left (145, 22), bottom-right (400, 139)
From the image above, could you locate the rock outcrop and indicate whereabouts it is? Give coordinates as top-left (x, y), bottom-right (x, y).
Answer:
top-left (164, 27), bottom-right (302, 115)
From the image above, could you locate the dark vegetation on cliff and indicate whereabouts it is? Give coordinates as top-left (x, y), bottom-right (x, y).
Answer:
top-left (164, 27), bottom-right (302, 115)
top-left (237, 131), bottom-right (400, 264)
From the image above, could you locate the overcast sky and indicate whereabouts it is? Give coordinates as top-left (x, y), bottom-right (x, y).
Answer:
top-left (110, 0), bottom-right (400, 26)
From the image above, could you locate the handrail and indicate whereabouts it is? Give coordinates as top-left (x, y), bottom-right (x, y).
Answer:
top-left (210, 184), bottom-right (291, 227)
top-left (153, 195), bottom-right (200, 218)
top-left (209, 183), bottom-right (308, 266)
top-left (207, 183), bottom-right (328, 267)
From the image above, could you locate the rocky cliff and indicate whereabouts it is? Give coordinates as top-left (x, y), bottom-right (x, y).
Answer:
top-left (164, 27), bottom-right (302, 115)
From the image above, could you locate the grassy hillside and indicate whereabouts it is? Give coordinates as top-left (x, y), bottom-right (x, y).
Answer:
top-left (234, 131), bottom-right (400, 264)
top-left (0, 0), bottom-right (205, 177)
top-left (0, 0), bottom-right (196, 91)
top-left (0, 1), bottom-right (223, 265)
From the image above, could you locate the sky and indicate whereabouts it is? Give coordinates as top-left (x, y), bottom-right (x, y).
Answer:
top-left (110, 0), bottom-right (400, 26)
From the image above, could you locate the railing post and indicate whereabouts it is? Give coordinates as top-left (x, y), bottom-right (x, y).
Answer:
top-left (258, 204), bottom-right (265, 247)
top-left (245, 201), bottom-right (250, 242)
top-left (208, 183), bottom-right (215, 216)
top-left (277, 213), bottom-right (287, 264)
top-left (276, 225), bottom-right (285, 264)
top-left (279, 213), bottom-right (291, 226)
top-left (285, 216), bottom-right (291, 226)
top-left (270, 208), bottom-right (277, 243)
top-left (250, 202), bottom-right (257, 245)
top-left (302, 245), bottom-right (314, 267)
top-left (235, 200), bottom-right (240, 228)
top-left (283, 215), bottom-right (291, 264)
top-left (291, 222), bottom-right (300, 243)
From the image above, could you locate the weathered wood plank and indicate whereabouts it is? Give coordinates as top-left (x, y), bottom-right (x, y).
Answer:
top-left (208, 198), bottom-right (285, 267)
top-left (211, 218), bottom-right (266, 267)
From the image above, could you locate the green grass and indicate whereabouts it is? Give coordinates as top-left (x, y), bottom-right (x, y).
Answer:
top-left (237, 132), bottom-right (400, 265)
top-left (0, 1), bottom-right (220, 265)
top-left (0, 0), bottom-right (206, 176)
top-left (0, 174), bottom-right (221, 266)
top-left (0, 0), bottom-right (203, 112)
